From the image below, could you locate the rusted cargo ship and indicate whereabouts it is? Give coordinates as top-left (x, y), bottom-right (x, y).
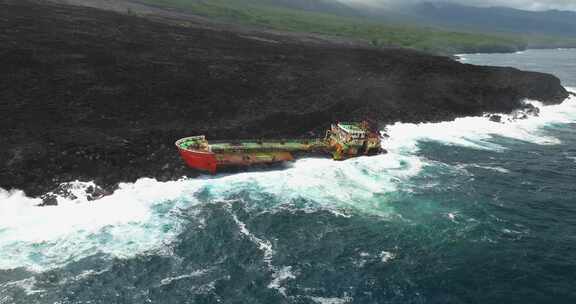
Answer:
top-left (176, 122), bottom-right (383, 173)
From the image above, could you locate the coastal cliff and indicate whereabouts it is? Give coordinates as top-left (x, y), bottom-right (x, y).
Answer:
top-left (0, 0), bottom-right (569, 196)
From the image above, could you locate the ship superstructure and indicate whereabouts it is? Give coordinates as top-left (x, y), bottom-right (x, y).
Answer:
top-left (325, 122), bottom-right (382, 160)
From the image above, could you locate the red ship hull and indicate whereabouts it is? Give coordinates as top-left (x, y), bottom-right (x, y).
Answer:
top-left (177, 147), bottom-right (294, 174)
top-left (177, 148), bottom-right (218, 174)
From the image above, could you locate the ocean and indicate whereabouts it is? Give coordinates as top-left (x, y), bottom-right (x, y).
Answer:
top-left (1, 49), bottom-right (575, 304)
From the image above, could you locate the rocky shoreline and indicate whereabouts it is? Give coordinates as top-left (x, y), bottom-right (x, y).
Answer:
top-left (0, 0), bottom-right (570, 198)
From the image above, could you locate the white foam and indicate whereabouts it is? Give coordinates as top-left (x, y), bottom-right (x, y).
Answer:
top-left (309, 296), bottom-right (353, 304)
top-left (202, 152), bottom-right (423, 217)
top-left (46, 181), bottom-right (101, 204)
top-left (73, 268), bottom-right (110, 281)
top-left (0, 151), bottom-right (425, 272)
top-left (460, 164), bottom-right (511, 174)
top-left (454, 54), bottom-right (467, 62)
top-left (379, 251), bottom-right (396, 263)
top-left (160, 269), bottom-right (209, 286)
top-left (230, 211), bottom-right (274, 266)
top-left (268, 266), bottom-right (296, 296)
top-left (1, 89), bottom-right (574, 273)
top-left (0, 277), bottom-right (45, 297)
top-left (0, 178), bottom-right (197, 271)
top-left (230, 208), bottom-right (297, 296)
top-left (385, 91), bottom-right (576, 155)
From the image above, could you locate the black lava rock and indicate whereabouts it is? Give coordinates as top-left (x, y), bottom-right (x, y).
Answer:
top-left (489, 115), bottom-right (503, 123)
top-left (0, 0), bottom-right (570, 196)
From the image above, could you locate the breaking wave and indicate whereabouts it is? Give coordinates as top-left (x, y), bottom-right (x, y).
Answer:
top-left (0, 89), bottom-right (574, 272)
top-left (0, 155), bottom-right (421, 271)
top-left (0, 179), bottom-right (196, 271)
top-left (386, 93), bottom-right (576, 154)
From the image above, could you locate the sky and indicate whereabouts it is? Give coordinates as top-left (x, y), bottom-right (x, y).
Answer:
top-left (337, 0), bottom-right (576, 11)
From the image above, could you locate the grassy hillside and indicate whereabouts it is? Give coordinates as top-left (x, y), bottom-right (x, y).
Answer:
top-left (137, 0), bottom-right (528, 55)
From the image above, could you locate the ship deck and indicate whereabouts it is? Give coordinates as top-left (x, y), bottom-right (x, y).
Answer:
top-left (209, 139), bottom-right (325, 153)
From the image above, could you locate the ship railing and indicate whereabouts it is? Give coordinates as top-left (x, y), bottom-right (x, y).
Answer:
top-left (175, 135), bottom-right (210, 151)
top-left (176, 135), bottom-right (206, 144)
top-left (187, 135), bottom-right (206, 141)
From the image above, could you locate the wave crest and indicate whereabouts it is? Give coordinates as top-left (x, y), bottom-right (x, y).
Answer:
top-left (1, 89), bottom-right (574, 272)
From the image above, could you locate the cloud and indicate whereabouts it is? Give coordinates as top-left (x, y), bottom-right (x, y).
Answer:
top-left (336, 0), bottom-right (576, 11)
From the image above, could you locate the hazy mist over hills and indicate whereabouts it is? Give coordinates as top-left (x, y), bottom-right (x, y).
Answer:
top-left (408, 2), bottom-right (576, 37)
top-left (336, 0), bottom-right (576, 11)
top-left (256, 0), bottom-right (576, 37)
top-left (44, 0), bottom-right (576, 53)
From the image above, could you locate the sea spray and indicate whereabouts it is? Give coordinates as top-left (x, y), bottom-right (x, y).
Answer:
top-left (0, 179), bottom-right (195, 271)
top-left (385, 90), bottom-right (576, 154)
top-left (0, 153), bottom-right (426, 271)
top-left (0, 89), bottom-right (574, 273)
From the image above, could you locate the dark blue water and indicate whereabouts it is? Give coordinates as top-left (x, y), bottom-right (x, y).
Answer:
top-left (1, 49), bottom-right (575, 304)
top-left (460, 48), bottom-right (576, 87)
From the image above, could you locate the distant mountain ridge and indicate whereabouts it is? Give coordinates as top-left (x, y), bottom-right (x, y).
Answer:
top-left (407, 2), bottom-right (576, 37)
top-left (47, 0), bottom-right (576, 53)
top-left (241, 0), bottom-right (576, 37)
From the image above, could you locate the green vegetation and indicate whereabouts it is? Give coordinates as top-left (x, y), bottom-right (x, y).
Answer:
top-left (139, 0), bottom-right (576, 55)
top-left (523, 34), bottom-right (576, 49)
